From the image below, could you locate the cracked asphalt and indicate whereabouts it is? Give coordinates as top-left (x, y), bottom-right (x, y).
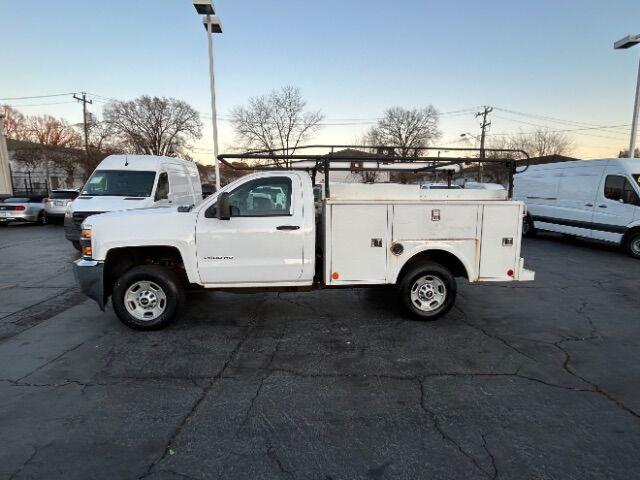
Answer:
top-left (1, 223), bottom-right (639, 479)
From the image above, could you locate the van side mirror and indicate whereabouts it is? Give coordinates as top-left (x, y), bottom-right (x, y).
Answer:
top-left (217, 192), bottom-right (231, 220)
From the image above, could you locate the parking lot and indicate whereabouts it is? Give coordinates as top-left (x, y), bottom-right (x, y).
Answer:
top-left (0, 223), bottom-right (639, 479)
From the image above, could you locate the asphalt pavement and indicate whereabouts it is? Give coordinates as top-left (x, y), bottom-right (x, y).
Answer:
top-left (0, 223), bottom-right (639, 479)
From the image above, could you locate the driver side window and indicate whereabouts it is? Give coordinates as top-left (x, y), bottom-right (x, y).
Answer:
top-left (228, 177), bottom-right (293, 217)
top-left (604, 175), bottom-right (640, 206)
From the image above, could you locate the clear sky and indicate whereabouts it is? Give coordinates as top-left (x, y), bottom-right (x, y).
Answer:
top-left (1, 0), bottom-right (640, 162)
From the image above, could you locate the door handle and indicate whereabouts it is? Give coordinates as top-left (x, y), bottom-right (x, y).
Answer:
top-left (598, 205), bottom-right (607, 209)
top-left (277, 225), bottom-right (300, 231)
top-left (585, 203), bottom-right (593, 207)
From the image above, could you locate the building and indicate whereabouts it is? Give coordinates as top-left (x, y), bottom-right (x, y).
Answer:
top-left (6, 139), bottom-right (87, 195)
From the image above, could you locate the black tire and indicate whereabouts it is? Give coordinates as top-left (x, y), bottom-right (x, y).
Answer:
top-left (624, 231), bottom-right (640, 260)
top-left (38, 212), bottom-right (48, 225)
top-left (71, 240), bottom-right (82, 251)
top-left (399, 262), bottom-right (457, 321)
top-left (112, 265), bottom-right (184, 330)
top-left (522, 215), bottom-right (536, 237)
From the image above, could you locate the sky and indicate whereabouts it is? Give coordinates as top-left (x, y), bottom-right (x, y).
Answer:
top-left (1, 0), bottom-right (640, 163)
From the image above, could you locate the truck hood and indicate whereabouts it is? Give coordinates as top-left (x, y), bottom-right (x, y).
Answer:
top-left (86, 206), bottom-right (198, 262)
top-left (71, 196), bottom-right (155, 213)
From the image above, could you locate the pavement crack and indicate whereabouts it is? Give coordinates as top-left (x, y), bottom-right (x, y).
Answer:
top-left (481, 434), bottom-right (499, 480)
top-left (454, 305), bottom-right (536, 362)
top-left (417, 378), bottom-right (493, 478)
top-left (15, 337), bottom-right (96, 383)
top-left (8, 443), bottom-right (49, 480)
top-left (140, 298), bottom-right (266, 479)
top-left (552, 341), bottom-right (640, 420)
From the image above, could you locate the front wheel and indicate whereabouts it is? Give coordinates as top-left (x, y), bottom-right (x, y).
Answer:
top-left (38, 212), bottom-right (48, 225)
top-left (399, 262), bottom-right (457, 321)
top-left (625, 231), bottom-right (640, 260)
top-left (112, 265), bottom-right (184, 330)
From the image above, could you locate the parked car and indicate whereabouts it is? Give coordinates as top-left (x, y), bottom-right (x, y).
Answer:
top-left (74, 170), bottom-right (534, 330)
top-left (44, 189), bottom-right (79, 224)
top-left (0, 196), bottom-right (47, 226)
top-left (64, 155), bottom-right (203, 250)
top-left (514, 158), bottom-right (640, 259)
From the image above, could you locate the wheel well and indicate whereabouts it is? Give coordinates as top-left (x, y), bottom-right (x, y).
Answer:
top-left (104, 246), bottom-right (186, 300)
top-left (623, 227), bottom-right (640, 244)
top-left (397, 250), bottom-right (469, 283)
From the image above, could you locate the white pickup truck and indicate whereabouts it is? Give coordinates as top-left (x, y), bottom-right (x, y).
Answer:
top-left (74, 160), bottom-right (535, 330)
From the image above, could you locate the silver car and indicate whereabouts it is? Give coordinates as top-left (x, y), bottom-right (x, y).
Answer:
top-left (44, 189), bottom-right (79, 224)
top-left (0, 196), bottom-right (47, 225)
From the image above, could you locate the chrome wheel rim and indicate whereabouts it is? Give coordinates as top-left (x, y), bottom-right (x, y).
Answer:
top-left (410, 275), bottom-right (447, 312)
top-left (124, 281), bottom-right (167, 321)
top-left (631, 237), bottom-right (640, 256)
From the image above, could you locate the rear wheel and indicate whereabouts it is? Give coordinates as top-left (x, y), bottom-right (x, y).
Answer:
top-left (38, 212), bottom-right (48, 225)
top-left (399, 262), bottom-right (457, 321)
top-left (112, 265), bottom-right (184, 330)
top-left (625, 231), bottom-right (640, 260)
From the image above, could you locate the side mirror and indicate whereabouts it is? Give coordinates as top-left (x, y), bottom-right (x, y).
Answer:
top-left (217, 192), bottom-right (231, 220)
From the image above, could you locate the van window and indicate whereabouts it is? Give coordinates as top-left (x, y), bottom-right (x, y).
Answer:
top-left (155, 172), bottom-right (169, 201)
top-left (83, 170), bottom-right (156, 197)
top-left (604, 175), bottom-right (640, 206)
top-left (228, 177), bottom-right (292, 217)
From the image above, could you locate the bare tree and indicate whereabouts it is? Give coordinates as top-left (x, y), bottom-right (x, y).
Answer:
top-left (1, 105), bottom-right (29, 140)
top-left (361, 106), bottom-right (441, 184)
top-left (103, 96), bottom-right (202, 157)
top-left (497, 128), bottom-right (574, 158)
top-left (230, 86), bottom-right (324, 166)
top-left (364, 106), bottom-right (441, 157)
top-left (26, 115), bottom-right (82, 148)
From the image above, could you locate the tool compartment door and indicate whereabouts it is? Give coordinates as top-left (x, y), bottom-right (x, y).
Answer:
top-left (479, 204), bottom-right (521, 279)
top-left (330, 204), bottom-right (388, 283)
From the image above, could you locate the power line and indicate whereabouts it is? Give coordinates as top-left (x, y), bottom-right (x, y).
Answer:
top-left (4, 101), bottom-right (77, 108)
top-left (0, 92), bottom-right (76, 101)
top-left (491, 114), bottom-right (630, 141)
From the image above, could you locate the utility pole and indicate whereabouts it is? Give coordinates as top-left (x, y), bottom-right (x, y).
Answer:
top-left (73, 93), bottom-right (93, 160)
top-left (475, 106), bottom-right (493, 182)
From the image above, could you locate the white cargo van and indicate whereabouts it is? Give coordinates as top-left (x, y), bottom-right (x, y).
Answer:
top-left (514, 158), bottom-right (640, 258)
top-left (65, 155), bottom-right (202, 250)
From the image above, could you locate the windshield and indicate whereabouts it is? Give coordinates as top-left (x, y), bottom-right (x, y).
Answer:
top-left (4, 197), bottom-right (30, 203)
top-left (82, 170), bottom-right (156, 197)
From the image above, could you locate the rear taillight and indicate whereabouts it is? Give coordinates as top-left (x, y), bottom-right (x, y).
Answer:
top-left (15, 205), bottom-right (26, 211)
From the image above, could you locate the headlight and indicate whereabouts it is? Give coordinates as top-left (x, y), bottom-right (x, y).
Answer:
top-left (80, 225), bottom-right (93, 258)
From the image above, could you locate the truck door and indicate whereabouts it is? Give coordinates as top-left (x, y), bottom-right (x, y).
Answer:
top-left (196, 175), bottom-right (305, 284)
top-left (591, 172), bottom-right (640, 243)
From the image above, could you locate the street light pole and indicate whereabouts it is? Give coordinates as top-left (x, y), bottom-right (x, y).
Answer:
top-left (193, 1), bottom-right (223, 190)
top-left (206, 15), bottom-right (221, 190)
top-left (614, 34), bottom-right (640, 158)
top-left (629, 58), bottom-right (640, 158)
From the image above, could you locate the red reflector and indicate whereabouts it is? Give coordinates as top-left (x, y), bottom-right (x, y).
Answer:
top-left (15, 205), bottom-right (26, 211)
top-left (507, 269), bottom-right (514, 277)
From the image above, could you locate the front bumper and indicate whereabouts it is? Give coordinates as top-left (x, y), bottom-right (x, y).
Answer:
top-left (73, 259), bottom-right (105, 310)
top-left (64, 216), bottom-right (81, 241)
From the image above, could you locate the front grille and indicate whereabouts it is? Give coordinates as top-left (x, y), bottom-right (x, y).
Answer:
top-left (72, 211), bottom-right (103, 227)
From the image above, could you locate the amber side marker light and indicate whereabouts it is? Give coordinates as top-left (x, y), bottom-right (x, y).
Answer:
top-left (332, 272), bottom-right (340, 280)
